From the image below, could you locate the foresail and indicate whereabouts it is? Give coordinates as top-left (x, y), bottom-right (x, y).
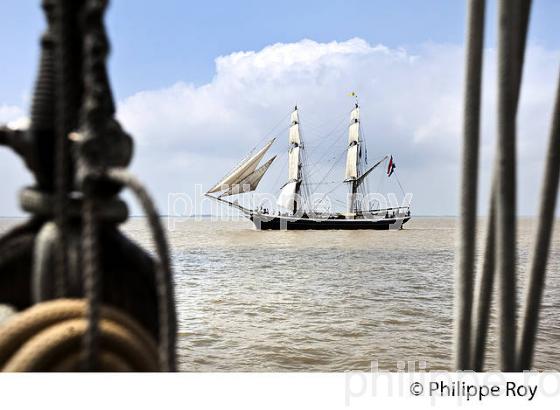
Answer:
top-left (207, 138), bottom-right (275, 193)
top-left (220, 156), bottom-right (276, 197)
top-left (277, 180), bottom-right (298, 209)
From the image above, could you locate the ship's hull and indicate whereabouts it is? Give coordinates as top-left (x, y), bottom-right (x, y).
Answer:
top-left (249, 214), bottom-right (411, 230)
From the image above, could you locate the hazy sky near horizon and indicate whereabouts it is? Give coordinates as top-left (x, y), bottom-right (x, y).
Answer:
top-left (1, 1), bottom-right (559, 216)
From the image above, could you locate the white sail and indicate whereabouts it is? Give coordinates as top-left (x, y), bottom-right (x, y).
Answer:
top-left (349, 104), bottom-right (360, 144)
top-left (289, 107), bottom-right (301, 145)
top-left (220, 156), bottom-right (276, 197)
top-left (288, 146), bottom-right (300, 180)
top-left (279, 106), bottom-right (303, 213)
top-left (350, 106), bottom-right (360, 121)
top-left (289, 124), bottom-right (301, 145)
top-left (348, 121), bottom-right (360, 144)
top-left (345, 104), bottom-right (361, 181)
top-left (207, 138), bottom-right (275, 193)
top-left (277, 180), bottom-right (298, 210)
top-left (345, 144), bottom-right (358, 180)
top-left (290, 109), bottom-right (299, 124)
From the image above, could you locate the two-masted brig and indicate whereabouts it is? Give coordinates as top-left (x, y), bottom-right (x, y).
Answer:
top-left (206, 103), bottom-right (411, 230)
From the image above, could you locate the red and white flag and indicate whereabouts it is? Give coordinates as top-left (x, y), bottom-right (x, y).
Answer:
top-left (387, 155), bottom-right (396, 177)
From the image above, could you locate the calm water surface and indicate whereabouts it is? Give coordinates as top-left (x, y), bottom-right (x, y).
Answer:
top-left (1, 217), bottom-right (559, 371)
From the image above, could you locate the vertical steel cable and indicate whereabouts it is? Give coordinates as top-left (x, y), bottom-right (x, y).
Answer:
top-left (469, 0), bottom-right (531, 371)
top-left (471, 190), bottom-right (495, 370)
top-left (455, 0), bottom-right (486, 371)
top-left (495, 0), bottom-right (521, 371)
top-left (517, 70), bottom-right (560, 369)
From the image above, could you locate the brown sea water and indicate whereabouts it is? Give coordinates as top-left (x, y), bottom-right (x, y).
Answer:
top-left (1, 217), bottom-right (559, 371)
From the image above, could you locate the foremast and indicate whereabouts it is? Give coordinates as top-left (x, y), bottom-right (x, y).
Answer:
top-left (277, 106), bottom-right (303, 214)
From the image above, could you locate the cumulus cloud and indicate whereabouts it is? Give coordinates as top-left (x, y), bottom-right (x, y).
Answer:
top-left (1, 38), bottom-right (558, 216)
top-left (117, 38), bottom-right (559, 216)
top-left (0, 105), bottom-right (28, 129)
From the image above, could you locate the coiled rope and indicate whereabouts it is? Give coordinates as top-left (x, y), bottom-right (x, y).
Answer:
top-left (0, 299), bottom-right (158, 372)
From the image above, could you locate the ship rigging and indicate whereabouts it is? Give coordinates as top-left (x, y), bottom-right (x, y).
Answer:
top-left (206, 101), bottom-right (411, 230)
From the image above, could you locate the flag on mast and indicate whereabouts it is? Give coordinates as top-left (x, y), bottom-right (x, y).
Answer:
top-left (387, 155), bottom-right (396, 177)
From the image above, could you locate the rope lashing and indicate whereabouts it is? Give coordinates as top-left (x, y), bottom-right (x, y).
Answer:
top-left (19, 187), bottom-right (128, 223)
top-left (0, 299), bottom-right (158, 372)
top-left (0, 0), bottom-right (176, 372)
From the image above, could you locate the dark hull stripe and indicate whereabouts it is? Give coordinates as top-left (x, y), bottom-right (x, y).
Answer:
top-left (250, 216), bottom-right (411, 230)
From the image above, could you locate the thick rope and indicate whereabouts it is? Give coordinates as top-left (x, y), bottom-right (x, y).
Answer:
top-left (107, 168), bottom-right (177, 372)
top-left (517, 68), bottom-right (560, 369)
top-left (52, 351), bottom-right (132, 372)
top-left (53, 0), bottom-right (84, 298)
top-left (4, 319), bottom-right (155, 371)
top-left (77, 0), bottom-right (120, 371)
top-left (455, 0), bottom-right (485, 370)
top-left (81, 197), bottom-right (101, 370)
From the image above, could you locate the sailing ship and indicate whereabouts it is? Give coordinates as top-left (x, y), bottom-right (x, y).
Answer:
top-left (206, 102), bottom-right (411, 230)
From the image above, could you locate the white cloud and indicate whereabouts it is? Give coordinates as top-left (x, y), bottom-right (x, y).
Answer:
top-left (117, 38), bottom-right (559, 216)
top-left (1, 38), bottom-right (559, 216)
top-left (0, 105), bottom-right (27, 128)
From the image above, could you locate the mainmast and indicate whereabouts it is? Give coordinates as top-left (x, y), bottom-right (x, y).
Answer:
top-left (277, 106), bottom-right (303, 214)
top-left (345, 103), bottom-right (361, 213)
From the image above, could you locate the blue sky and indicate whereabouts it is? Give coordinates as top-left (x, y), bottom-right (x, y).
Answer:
top-left (1, 1), bottom-right (559, 216)
top-left (2, 0), bottom-right (559, 105)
